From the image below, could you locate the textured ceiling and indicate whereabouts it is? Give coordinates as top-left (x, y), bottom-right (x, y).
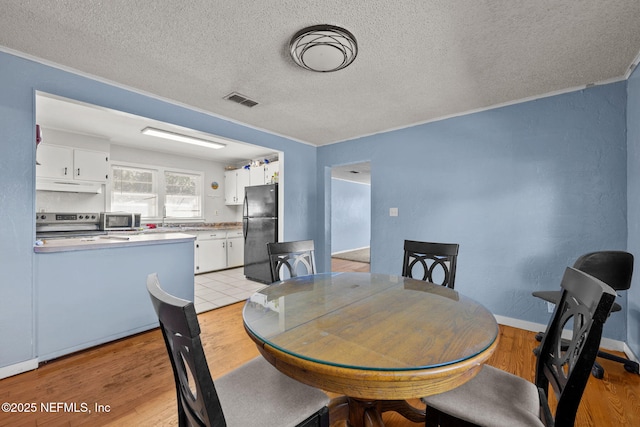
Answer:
top-left (2, 1), bottom-right (640, 146)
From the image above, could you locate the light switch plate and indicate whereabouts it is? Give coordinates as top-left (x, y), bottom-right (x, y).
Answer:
top-left (389, 207), bottom-right (398, 217)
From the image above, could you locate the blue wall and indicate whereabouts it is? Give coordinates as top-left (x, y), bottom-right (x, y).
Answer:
top-left (0, 51), bottom-right (317, 370)
top-left (2, 47), bottom-right (637, 370)
top-left (318, 82), bottom-right (629, 340)
top-left (627, 65), bottom-right (640, 359)
top-left (331, 178), bottom-right (371, 253)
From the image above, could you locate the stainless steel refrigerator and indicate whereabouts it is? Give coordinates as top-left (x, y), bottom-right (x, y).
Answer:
top-left (243, 184), bottom-right (278, 283)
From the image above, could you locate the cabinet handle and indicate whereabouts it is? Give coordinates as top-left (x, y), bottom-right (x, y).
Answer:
top-left (76, 168), bottom-right (81, 176)
top-left (223, 242), bottom-right (226, 248)
top-left (229, 241), bottom-right (233, 247)
top-left (64, 167), bottom-right (68, 176)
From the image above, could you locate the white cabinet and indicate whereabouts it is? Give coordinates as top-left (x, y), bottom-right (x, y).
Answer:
top-left (36, 144), bottom-right (73, 179)
top-left (37, 144), bottom-right (109, 183)
top-left (250, 165), bottom-right (265, 186)
top-left (194, 229), bottom-right (245, 273)
top-left (249, 161), bottom-right (279, 186)
top-left (264, 161), bottom-right (279, 184)
top-left (224, 168), bottom-right (250, 205)
top-left (195, 231), bottom-right (227, 273)
top-left (72, 149), bottom-right (110, 182)
top-left (226, 230), bottom-right (244, 268)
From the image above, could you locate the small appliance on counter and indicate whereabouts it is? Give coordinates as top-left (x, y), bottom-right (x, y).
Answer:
top-left (100, 212), bottom-right (141, 231)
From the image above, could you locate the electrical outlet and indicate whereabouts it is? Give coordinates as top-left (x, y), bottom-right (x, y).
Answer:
top-left (214, 210), bottom-right (219, 216)
top-left (547, 302), bottom-right (555, 313)
top-left (389, 207), bottom-right (398, 217)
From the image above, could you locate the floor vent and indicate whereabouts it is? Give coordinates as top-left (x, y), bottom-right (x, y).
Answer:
top-left (224, 92), bottom-right (259, 107)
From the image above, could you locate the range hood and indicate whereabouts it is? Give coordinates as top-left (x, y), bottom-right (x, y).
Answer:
top-left (36, 179), bottom-right (103, 194)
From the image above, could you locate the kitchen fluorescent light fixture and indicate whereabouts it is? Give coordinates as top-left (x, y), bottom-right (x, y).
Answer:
top-left (290, 25), bottom-right (358, 72)
top-left (141, 127), bottom-right (226, 149)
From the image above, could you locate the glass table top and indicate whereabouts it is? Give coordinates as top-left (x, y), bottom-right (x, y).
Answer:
top-left (243, 272), bottom-right (498, 371)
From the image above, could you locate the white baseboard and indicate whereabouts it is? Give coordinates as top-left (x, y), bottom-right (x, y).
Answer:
top-left (0, 358), bottom-right (38, 380)
top-left (494, 314), bottom-right (637, 361)
top-left (623, 343), bottom-right (640, 364)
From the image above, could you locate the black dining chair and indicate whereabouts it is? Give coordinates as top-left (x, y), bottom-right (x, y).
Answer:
top-left (146, 273), bottom-right (330, 427)
top-left (267, 240), bottom-right (316, 282)
top-left (423, 267), bottom-right (617, 427)
top-left (402, 240), bottom-right (459, 289)
top-left (532, 250), bottom-right (638, 378)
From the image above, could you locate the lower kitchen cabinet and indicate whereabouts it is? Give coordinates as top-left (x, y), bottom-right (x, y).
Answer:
top-left (226, 230), bottom-right (245, 268)
top-left (194, 229), bottom-right (245, 274)
top-left (195, 231), bottom-right (227, 273)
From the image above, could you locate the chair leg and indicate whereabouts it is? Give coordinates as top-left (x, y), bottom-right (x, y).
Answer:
top-left (597, 350), bottom-right (640, 375)
top-left (425, 406), bottom-right (479, 427)
top-left (425, 405), bottom-right (439, 427)
top-left (591, 361), bottom-right (604, 379)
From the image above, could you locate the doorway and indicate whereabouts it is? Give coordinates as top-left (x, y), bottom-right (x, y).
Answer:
top-left (330, 161), bottom-right (371, 272)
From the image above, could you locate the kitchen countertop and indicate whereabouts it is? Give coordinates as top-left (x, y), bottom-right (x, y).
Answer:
top-left (121, 223), bottom-right (242, 234)
top-left (34, 232), bottom-right (196, 253)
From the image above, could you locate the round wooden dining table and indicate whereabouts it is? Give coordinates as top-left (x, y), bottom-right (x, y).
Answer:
top-left (242, 272), bottom-right (499, 427)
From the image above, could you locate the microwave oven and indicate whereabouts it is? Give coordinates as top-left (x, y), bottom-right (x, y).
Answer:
top-left (100, 212), bottom-right (141, 230)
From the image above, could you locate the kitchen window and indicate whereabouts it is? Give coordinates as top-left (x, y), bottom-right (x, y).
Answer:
top-left (164, 170), bottom-right (202, 219)
top-left (110, 163), bottom-right (203, 221)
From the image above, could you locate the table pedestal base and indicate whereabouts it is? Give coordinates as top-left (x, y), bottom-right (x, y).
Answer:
top-left (329, 396), bottom-right (426, 427)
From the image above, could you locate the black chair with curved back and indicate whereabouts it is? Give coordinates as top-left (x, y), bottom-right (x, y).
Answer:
top-left (402, 240), bottom-right (459, 289)
top-left (424, 267), bottom-right (617, 427)
top-left (146, 273), bottom-right (330, 427)
top-left (267, 240), bottom-right (316, 283)
top-left (532, 250), bottom-right (638, 378)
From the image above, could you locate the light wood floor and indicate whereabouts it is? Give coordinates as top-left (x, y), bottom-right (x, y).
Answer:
top-left (1, 259), bottom-right (638, 426)
top-left (331, 257), bottom-right (370, 273)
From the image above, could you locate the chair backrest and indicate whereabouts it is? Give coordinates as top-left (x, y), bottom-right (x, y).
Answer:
top-left (267, 240), bottom-right (316, 282)
top-left (402, 240), bottom-right (459, 288)
top-left (534, 267), bottom-right (616, 426)
top-left (572, 251), bottom-right (633, 291)
top-left (147, 273), bottom-right (225, 427)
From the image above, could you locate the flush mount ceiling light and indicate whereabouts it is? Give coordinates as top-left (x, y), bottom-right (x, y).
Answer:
top-left (141, 127), bottom-right (226, 149)
top-left (289, 25), bottom-right (358, 72)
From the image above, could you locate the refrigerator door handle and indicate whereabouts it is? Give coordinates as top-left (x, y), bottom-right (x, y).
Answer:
top-left (242, 218), bottom-right (248, 240)
top-left (243, 192), bottom-right (248, 218)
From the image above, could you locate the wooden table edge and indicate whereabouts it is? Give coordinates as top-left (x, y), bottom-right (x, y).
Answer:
top-left (245, 325), bottom-right (500, 400)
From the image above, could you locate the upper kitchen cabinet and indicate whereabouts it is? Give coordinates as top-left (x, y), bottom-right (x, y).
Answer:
top-left (36, 144), bottom-right (72, 180)
top-left (250, 161), bottom-right (279, 186)
top-left (224, 168), bottom-right (250, 205)
top-left (37, 144), bottom-right (109, 186)
top-left (71, 148), bottom-right (109, 182)
top-left (265, 161), bottom-right (279, 184)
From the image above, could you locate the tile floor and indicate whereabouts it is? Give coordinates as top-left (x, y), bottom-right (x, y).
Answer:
top-left (194, 267), bottom-right (267, 314)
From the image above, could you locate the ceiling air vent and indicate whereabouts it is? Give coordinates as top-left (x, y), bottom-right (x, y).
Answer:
top-left (224, 92), bottom-right (259, 108)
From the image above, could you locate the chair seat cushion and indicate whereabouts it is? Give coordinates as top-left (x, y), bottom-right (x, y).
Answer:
top-left (216, 356), bottom-right (329, 427)
top-left (423, 365), bottom-right (544, 427)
